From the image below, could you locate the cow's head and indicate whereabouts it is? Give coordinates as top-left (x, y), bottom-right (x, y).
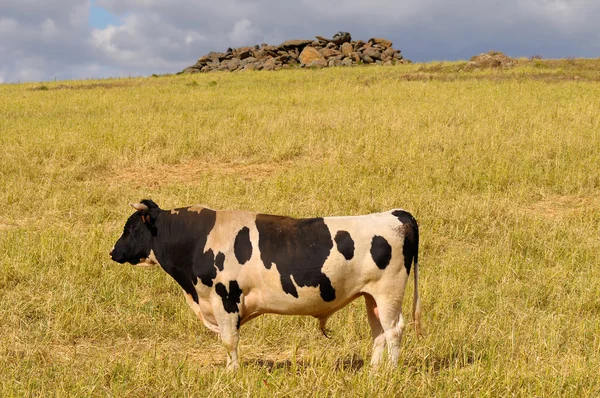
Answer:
top-left (110, 199), bottom-right (161, 266)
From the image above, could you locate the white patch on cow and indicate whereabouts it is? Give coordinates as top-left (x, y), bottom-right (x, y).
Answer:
top-left (170, 209), bottom-right (180, 215)
top-left (136, 249), bottom-right (160, 267)
top-left (184, 293), bottom-right (220, 334)
top-left (188, 204), bottom-right (213, 214)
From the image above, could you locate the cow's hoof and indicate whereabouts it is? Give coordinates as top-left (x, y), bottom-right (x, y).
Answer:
top-left (226, 362), bottom-right (240, 371)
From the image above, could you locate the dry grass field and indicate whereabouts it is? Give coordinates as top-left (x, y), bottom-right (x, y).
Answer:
top-left (1, 59), bottom-right (600, 396)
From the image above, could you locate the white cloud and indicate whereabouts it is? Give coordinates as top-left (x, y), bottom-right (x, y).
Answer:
top-left (41, 18), bottom-right (60, 40)
top-left (228, 19), bottom-right (262, 47)
top-left (0, 18), bottom-right (18, 34)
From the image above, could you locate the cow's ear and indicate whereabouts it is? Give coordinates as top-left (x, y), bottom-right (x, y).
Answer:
top-left (141, 208), bottom-right (160, 224)
top-left (140, 200), bottom-right (160, 225)
top-left (141, 208), bottom-right (160, 231)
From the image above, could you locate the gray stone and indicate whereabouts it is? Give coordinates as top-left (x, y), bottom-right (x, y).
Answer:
top-left (263, 45), bottom-right (279, 53)
top-left (383, 48), bottom-right (397, 58)
top-left (262, 58), bottom-right (277, 71)
top-left (350, 52), bottom-right (361, 62)
top-left (281, 39), bottom-right (313, 48)
top-left (353, 40), bottom-right (366, 50)
top-left (237, 46), bottom-right (253, 59)
top-left (197, 54), bottom-right (212, 64)
top-left (369, 38), bottom-right (393, 49)
top-left (332, 31), bottom-right (351, 45)
top-left (363, 47), bottom-right (382, 60)
top-left (361, 54), bottom-right (374, 63)
top-left (209, 52), bottom-right (227, 61)
top-left (319, 48), bottom-right (342, 59)
top-left (252, 48), bottom-right (268, 59)
top-left (227, 58), bottom-right (241, 71)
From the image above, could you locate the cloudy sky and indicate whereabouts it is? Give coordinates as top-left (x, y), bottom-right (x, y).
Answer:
top-left (1, 0), bottom-right (599, 83)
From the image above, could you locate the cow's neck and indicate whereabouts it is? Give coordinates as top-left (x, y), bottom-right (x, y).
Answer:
top-left (150, 209), bottom-right (218, 301)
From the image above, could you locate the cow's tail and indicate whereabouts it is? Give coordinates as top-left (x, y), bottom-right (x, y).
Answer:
top-left (412, 252), bottom-right (423, 337)
top-left (412, 222), bottom-right (423, 337)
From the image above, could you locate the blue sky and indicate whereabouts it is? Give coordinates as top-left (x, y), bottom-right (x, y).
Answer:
top-left (88, 0), bottom-right (121, 29)
top-left (1, 0), bottom-right (599, 83)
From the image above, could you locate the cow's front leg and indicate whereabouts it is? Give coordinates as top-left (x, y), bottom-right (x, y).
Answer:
top-left (220, 318), bottom-right (240, 370)
top-left (214, 281), bottom-right (243, 370)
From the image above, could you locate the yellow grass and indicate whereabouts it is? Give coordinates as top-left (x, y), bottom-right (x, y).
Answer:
top-left (1, 58), bottom-right (600, 396)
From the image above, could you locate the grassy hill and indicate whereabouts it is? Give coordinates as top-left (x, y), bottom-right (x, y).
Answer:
top-left (1, 59), bottom-right (600, 396)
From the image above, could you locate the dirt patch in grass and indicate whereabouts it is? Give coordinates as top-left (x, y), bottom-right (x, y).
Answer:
top-left (522, 194), bottom-right (600, 220)
top-left (107, 160), bottom-right (286, 188)
top-left (0, 217), bottom-right (28, 230)
top-left (2, 338), bottom-right (222, 367)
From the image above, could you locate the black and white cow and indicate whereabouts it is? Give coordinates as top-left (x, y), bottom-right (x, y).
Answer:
top-left (110, 199), bottom-right (422, 369)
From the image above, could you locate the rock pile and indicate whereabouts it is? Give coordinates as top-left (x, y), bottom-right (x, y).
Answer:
top-left (182, 32), bottom-right (407, 73)
top-left (464, 51), bottom-right (516, 70)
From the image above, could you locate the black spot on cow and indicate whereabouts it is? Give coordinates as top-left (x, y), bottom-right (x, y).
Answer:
top-left (234, 227), bottom-right (252, 264)
top-left (334, 230), bottom-right (354, 260)
top-left (256, 214), bottom-right (336, 302)
top-left (215, 252), bottom-right (225, 271)
top-left (319, 274), bottom-right (336, 302)
top-left (215, 280), bottom-right (243, 313)
top-left (279, 274), bottom-right (298, 298)
top-left (193, 249), bottom-right (216, 287)
top-left (170, 267), bottom-right (200, 303)
top-left (392, 210), bottom-right (419, 275)
top-left (371, 235), bottom-right (392, 269)
top-left (152, 207), bottom-right (218, 294)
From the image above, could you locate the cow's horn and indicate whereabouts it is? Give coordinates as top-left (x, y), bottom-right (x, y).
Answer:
top-left (130, 202), bottom-right (149, 212)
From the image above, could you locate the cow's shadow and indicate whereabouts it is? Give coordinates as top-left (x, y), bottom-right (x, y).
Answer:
top-left (244, 353), bottom-right (365, 372)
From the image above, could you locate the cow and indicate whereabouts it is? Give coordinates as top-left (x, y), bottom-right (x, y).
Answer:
top-left (110, 199), bottom-right (422, 369)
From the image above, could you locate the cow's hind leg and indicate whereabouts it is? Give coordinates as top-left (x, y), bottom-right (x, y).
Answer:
top-left (366, 294), bottom-right (405, 367)
top-left (364, 294), bottom-right (385, 366)
top-left (379, 298), bottom-right (405, 366)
